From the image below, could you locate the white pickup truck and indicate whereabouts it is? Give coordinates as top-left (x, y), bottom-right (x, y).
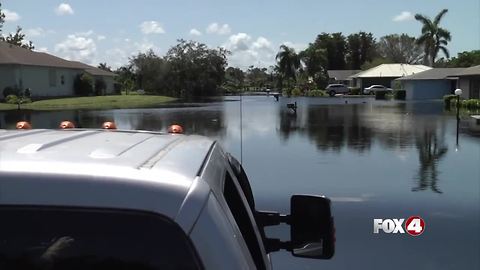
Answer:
top-left (0, 127), bottom-right (335, 269)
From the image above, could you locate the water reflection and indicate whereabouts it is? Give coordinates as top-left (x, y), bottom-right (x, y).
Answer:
top-left (277, 101), bottom-right (452, 193)
top-left (0, 106), bottom-right (226, 138)
top-left (413, 129), bottom-right (448, 193)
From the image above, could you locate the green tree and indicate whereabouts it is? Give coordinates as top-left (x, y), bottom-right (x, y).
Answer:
top-left (98, 62), bottom-right (112, 72)
top-left (0, 3), bottom-right (5, 35)
top-left (224, 66), bottom-right (245, 92)
top-left (314, 33), bottom-right (347, 70)
top-left (0, 5), bottom-right (35, 50)
top-left (130, 49), bottom-right (169, 94)
top-left (415, 9), bottom-right (451, 66)
top-left (73, 73), bottom-right (94, 96)
top-left (346, 32), bottom-right (376, 69)
top-left (377, 34), bottom-right (423, 64)
top-left (299, 45), bottom-right (328, 88)
top-left (275, 45), bottom-right (300, 87)
top-left (246, 66), bottom-right (268, 90)
top-left (115, 65), bottom-right (135, 94)
top-left (3, 26), bottom-right (34, 50)
top-left (439, 50), bottom-right (480, 67)
top-left (165, 39), bottom-right (229, 98)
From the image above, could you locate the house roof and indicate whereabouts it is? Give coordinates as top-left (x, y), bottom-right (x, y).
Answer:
top-left (350, 64), bottom-right (432, 78)
top-left (396, 68), bottom-right (465, 81)
top-left (0, 42), bottom-right (115, 76)
top-left (453, 65), bottom-right (480, 76)
top-left (327, 70), bottom-right (361, 81)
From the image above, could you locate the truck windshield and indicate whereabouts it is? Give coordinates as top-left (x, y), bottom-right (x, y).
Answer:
top-left (0, 207), bottom-right (202, 270)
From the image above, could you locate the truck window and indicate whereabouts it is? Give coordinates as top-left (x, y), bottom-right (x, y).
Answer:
top-left (224, 171), bottom-right (266, 270)
top-left (0, 206), bottom-right (203, 270)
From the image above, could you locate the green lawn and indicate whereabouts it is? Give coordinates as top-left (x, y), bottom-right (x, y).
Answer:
top-left (0, 95), bottom-right (177, 111)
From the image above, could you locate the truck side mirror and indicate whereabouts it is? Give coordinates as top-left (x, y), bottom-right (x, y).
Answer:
top-left (290, 195), bottom-right (335, 259)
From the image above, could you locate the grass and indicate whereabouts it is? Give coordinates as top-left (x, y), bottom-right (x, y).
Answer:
top-left (0, 95), bottom-right (177, 111)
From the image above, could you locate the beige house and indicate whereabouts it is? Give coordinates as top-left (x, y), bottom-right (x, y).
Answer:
top-left (350, 64), bottom-right (432, 89)
top-left (454, 65), bottom-right (480, 99)
top-left (0, 42), bottom-right (116, 98)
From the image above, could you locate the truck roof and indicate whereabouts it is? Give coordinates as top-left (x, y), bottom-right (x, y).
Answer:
top-left (0, 129), bottom-right (216, 220)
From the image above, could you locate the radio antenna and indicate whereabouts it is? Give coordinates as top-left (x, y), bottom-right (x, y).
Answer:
top-left (240, 91), bottom-right (243, 164)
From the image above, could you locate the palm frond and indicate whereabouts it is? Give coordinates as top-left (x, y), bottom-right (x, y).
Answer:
top-left (433, 9), bottom-right (448, 25)
top-left (439, 46), bottom-right (450, 59)
top-left (437, 28), bottom-right (451, 41)
top-left (415, 14), bottom-right (433, 29)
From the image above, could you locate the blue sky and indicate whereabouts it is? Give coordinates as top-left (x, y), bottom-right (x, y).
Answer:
top-left (1, 0), bottom-right (479, 69)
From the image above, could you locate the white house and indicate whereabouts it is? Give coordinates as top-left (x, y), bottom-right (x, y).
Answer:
top-left (0, 42), bottom-right (116, 98)
top-left (349, 64), bottom-right (432, 89)
top-left (396, 68), bottom-right (464, 100)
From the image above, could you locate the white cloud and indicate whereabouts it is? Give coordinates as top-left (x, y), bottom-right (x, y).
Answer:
top-left (206, 22), bottom-right (231, 35)
top-left (25, 28), bottom-right (46, 37)
top-left (189, 28), bottom-right (202, 36)
top-left (103, 38), bottom-right (161, 69)
top-left (393, 11), bottom-right (414, 22)
top-left (55, 3), bottom-right (74, 16)
top-left (3, 9), bottom-right (20, 22)
top-left (252, 36), bottom-right (273, 51)
top-left (281, 41), bottom-right (307, 53)
top-left (55, 33), bottom-right (96, 64)
top-left (225, 33), bottom-right (251, 52)
top-left (97, 35), bottom-right (106, 41)
top-left (140, 21), bottom-right (165, 34)
top-left (223, 33), bottom-right (275, 69)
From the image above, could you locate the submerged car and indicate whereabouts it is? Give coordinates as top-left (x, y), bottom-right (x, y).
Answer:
top-left (363, 85), bottom-right (393, 95)
top-left (0, 124), bottom-right (335, 269)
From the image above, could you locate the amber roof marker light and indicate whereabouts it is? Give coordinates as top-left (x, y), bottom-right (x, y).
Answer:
top-left (59, 121), bottom-right (75, 129)
top-left (16, 121), bottom-right (32, 130)
top-left (102, 122), bottom-right (117, 130)
top-left (168, 124), bottom-right (184, 134)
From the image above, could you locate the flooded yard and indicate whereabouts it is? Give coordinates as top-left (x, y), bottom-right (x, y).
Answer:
top-left (1, 96), bottom-right (479, 269)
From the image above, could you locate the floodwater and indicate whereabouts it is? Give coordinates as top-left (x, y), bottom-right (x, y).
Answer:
top-left (1, 96), bottom-right (479, 269)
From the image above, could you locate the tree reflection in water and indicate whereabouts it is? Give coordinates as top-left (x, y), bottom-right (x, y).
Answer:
top-left (413, 129), bottom-right (448, 194)
top-left (278, 101), bottom-right (450, 193)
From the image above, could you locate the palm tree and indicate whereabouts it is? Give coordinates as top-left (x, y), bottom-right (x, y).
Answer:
top-left (415, 9), bottom-right (451, 66)
top-left (275, 45), bottom-right (300, 88)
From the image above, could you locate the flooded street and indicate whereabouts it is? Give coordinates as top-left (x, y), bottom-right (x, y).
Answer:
top-left (1, 96), bottom-right (479, 269)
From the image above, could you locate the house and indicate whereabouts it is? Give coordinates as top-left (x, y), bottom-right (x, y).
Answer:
top-left (396, 68), bottom-right (464, 100)
top-left (454, 65), bottom-right (480, 99)
top-left (327, 70), bottom-right (360, 86)
top-left (0, 42), bottom-right (116, 98)
top-left (349, 64), bottom-right (432, 90)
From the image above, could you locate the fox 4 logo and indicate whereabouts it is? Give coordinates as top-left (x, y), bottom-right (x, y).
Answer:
top-left (374, 216), bottom-right (425, 236)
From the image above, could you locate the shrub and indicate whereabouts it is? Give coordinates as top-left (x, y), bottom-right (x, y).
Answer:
top-left (74, 73), bottom-right (94, 96)
top-left (443, 94), bottom-right (457, 108)
top-left (375, 90), bottom-right (389, 100)
top-left (394, 90), bottom-right (406, 100)
top-left (94, 79), bottom-right (107, 96)
top-left (113, 83), bottom-right (122, 95)
top-left (282, 88), bottom-right (293, 97)
top-left (349, 87), bottom-right (361, 95)
top-left (3, 86), bottom-right (20, 99)
top-left (291, 87), bottom-right (303, 96)
top-left (306, 89), bottom-right (327, 97)
top-left (23, 88), bottom-right (32, 98)
top-left (20, 98), bottom-right (32, 104)
top-left (5, 95), bottom-right (19, 104)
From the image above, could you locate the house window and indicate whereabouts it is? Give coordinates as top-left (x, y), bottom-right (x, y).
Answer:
top-left (61, 75), bottom-right (65, 85)
top-left (49, 69), bottom-right (57, 87)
